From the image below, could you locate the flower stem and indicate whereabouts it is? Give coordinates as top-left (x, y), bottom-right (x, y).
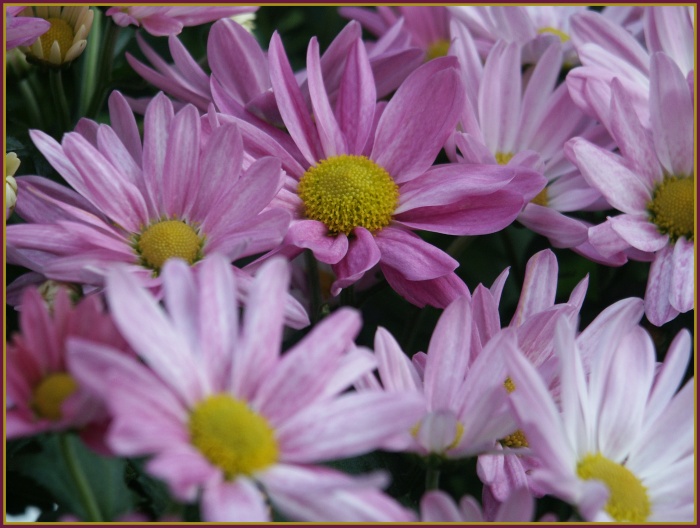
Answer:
top-left (425, 464), bottom-right (441, 491)
top-left (59, 433), bottom-right (103, 522)
top-left (78, 7), bottom-right (103, 117)
top-left (18, 79), bottom-right (43, 129)
top-left (49, 69), bottom-right (72, 132)
top-left (86, 17), bottom-right (121, 119)
top-left (305, 249), bottom-right (322, 325)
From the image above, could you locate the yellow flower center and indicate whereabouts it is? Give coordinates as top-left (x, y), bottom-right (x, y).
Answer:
top-left (40, 17), bottom-right (75, 61)
top-left (499, 429), bottom-right (529, 448)
top-left (135, 219), bottom-right (204, 274)
top-left (495, 152), bottom-right (514, 165)
top-left (297, 155), bottom-right (399, 236)
top-left (188, 394), bottom-right (279, 479)
top-left (426, 39), bottom-right (451, 61)
top-left (577, 453), bottom-right (651, 522)
top-left (503, 377), bottom-right (516, 393)
top-left (537, 26), bottom-right (570, 43)
top-left (531, 187), bottom-right (548, 207)
top-left (31, 372), bottom-right (78, 421)
top-left (647, 176), bottom-right (694, 242)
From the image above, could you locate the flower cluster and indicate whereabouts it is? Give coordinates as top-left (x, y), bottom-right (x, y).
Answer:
top-left (4, 5), bottom-right (694, 523)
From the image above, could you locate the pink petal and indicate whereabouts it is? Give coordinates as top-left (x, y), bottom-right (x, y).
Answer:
top-left (330, 227), bottom-right (381, 295)
top-left (517, 204), bottom-right (589, 248)
top-left (415, 410), bottom-right (461, 454)
top-left (276, 391), bottom-right (425, 463)
top-left (421, 490), bottom-right (466, 522)
top-left (107, 91), bottom-right (143, 164)
top-left (284, 220), bottom-right (349, 264)
top-left (142, 93), bottom-right (175, 210)
top-left (162, 104), bottom-right (201, 217)
top-left (371, 57), bottom-right (464, 183)
top-left (381, 265), bottom-right (469, 309)
top-left (201, 479), bottom-right (269, 522)
top-left (374, 327), bottom-right (422, 392)
top-left (608, 214), bottom-right (669, 252)
top-left (510, 249), bottom-right (557, 326)
top-left (306, 37), bottom-right (346, 157)
top-left (644, 245), bottom-right (680, 326)
top-left (374, 227), bottom-right (458, 281)
top-left (650, 52), bottom-right (694, 177)
top-left (146, 446), bottom-right (219, 502)
top-left (268, 32), bottom-right (322, 166)
top-left (669, 237), bottom-right (694, 313)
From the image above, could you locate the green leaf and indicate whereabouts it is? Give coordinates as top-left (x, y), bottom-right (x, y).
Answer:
top-left (19, 433), bottom-right (135, 522)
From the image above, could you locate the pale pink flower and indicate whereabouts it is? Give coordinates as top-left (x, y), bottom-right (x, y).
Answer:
top-left (566, 52), bottom-right (694, 326)
top-left (68, 255), bottom-right (423, 522)
top-left (505, 316), bottom-right (694, 521)
top-left (233, 32), bottom-right (541, 308)
top-left (6, 286), bottom-right (130, 452)
top-left (5, 6), bottom-right (50, 50)
top-left (567, 6), bottom-right (694, 128)
top-left (106, 6), bottom-right (258, 36)
top-left (448, 29), bottom-right (615, 262)
top-left (6, 91), bottom-right (308, 328)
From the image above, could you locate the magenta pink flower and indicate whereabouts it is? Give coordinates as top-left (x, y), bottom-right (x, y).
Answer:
top-left (5, 6), bottom-right (50, 49)
top-left (6, 286), bottom-right (130, 452)
top-left (566, 52), bottom-right (694, 326)
top-left (68, 255), bottom-right (423, 522)
top-left (233, 32), bottom-right (541, 308)
top-left (6, 91), bottom-right (308, 327)
top-left (106, 6), bottom-right (258, 36)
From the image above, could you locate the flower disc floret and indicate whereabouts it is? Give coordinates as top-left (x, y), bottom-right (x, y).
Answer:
top-left (297, 155), bottom-right (399, 236)
top-left (577, 453), bottom-right (651, 522)
top-left (189, 394), bottom-right (279, 479)
top-left (647, 176), bottom-right (694, 241)
top-left (135, 219), bottom-right (203, 273)
top-left (500, 429), bottom-right (528, 448)
top-left (31, 372), bottom-right (78, 420)
top-left (40, 18), bottom-right (74, 61)
top-left (426, 39), bottom-right (451, 61)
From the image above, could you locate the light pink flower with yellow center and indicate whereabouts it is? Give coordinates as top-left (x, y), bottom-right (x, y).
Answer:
top-left (68, 255), bottom-right (424, 522)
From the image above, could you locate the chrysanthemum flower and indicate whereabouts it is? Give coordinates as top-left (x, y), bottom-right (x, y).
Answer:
top-left (567, 7), bottom-right (694, 128)
top-left (505, 316), bottom-right (694, 521)
top-left (447, 31), bottom-right (613, 262)
top-left (19, 6), bottom-right (93, 67)
top-left (6, 285), bottom-right (130, 449)
top-left (105, 6), bottom-right (258, 36)
top-left (235, 33), bottom-right (541, 308)
top-left (5, 6), bottom-right (50, 50)
top-left (5, 151), bottom-right (20, 218)
top-left (6, 91), bottom-right (307, 327)
top-left (566, 52), bottom-right (694, 326)
top-left (68, 255), bottom-right (424, 522)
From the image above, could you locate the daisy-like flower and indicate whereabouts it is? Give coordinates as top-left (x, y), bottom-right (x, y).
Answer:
top-left (6, 91), bottom-right (307, 327)
top-left (5, 6), bottom-right (50, 50)
top-left (6, 151), bottom-right (20, 218)
top-left (105, 6), bottom-right (258, 36)
top-left (566, 52), bottom-right (694, 326)
top-left (504, 316), bottom-right (694, 521)
top-left (19, 6), bottom-right (93, 67)
top-left (235, 33), bottom-right (541, 308)
top-left (6, 285), bottom-right (130, 450)
top-left (567, 6), bottom-right (694, 129)
top-left (447, 30), bottom-right (613, 263)
top-left (68, 255), bottom-right (424, 522)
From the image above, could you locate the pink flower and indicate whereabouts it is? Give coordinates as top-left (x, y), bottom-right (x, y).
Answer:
top-left (6, 285), bottom-right (130, 452)
top-left (505, 316), bottom-right (694, 521)
top-left (566, 52), bottom-right (694, 326)
top-left (447, 30), bottom-right (612, 262)
top-left (6, 91), bottom-right (308, 328)
top-left (105, 6), bottom-right (258, 36)
top-left (567, 7), bottom-right (693, 128)
top-left (68, 255), bottom-right (423, 522)
top-left (5, 6), bottom-right (50, 49)
top-left (233, 32), bottom-right (541, 308)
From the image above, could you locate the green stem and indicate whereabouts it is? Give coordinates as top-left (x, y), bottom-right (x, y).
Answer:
top-left (49, 69), bottom-right (72, 132)
top-left (304, 249), bottom-right (322, 325)
top-left (86, 18), bottom-right (121, 119)
top-left (18, 78), bottom-right (43, 129)
top-left (59, 434), bottom-right (103, 522)
top-left (425, 464), bottom-right (441, 491)
top-left (78, 7), bottom-right (103, 117)
top-left (446, 235), bottom-right (474, 260)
